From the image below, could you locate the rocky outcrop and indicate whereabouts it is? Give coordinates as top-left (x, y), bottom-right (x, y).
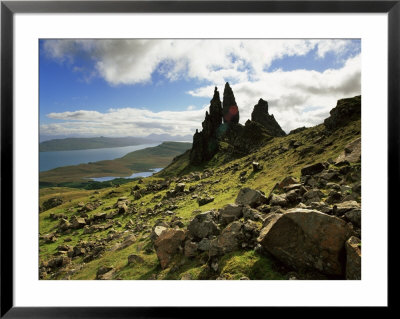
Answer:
top-left (335, 138), bottom-right (361, 164)
top-left (258, 208), bottom-right (354, 276)
top-left (190, 87), bottom-right (223, 165)
top-left (189, 83), bottom-right (286, 164)
top-left (222, 82), bottom-right (239, 124)
top-left (324, 95), bottom-right (361, 131)
top-left (251, 99), bottom-right (286, 137)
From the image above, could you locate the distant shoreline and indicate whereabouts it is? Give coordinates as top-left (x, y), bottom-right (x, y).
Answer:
top-left (39, 136), bottom-right (191, 152)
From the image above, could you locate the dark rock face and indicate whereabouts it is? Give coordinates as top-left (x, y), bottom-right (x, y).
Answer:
top-left (251, 99), bottom-right (286, 137)
top-left (324, 95), bottom-right (361, 131)
top-left (190, 87), bottom-right (223, 165)
top-left (221, 120), bottom-right (273, 156)
top-left (190, 83), bottom-right (285, 164)
top-left (222, 82), bottom-right (239, 124)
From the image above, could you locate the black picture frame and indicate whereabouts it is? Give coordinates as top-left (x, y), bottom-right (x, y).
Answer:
top-left (1, 1), bottom-right (396, 317)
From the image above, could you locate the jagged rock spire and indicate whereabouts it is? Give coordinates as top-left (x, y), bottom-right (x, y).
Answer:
top-left (222, 82), bottom-right (239, 124)
top-left (251, 98), bottom-right (286, 137)
top-left (190, 87), bottom-right (223, 165)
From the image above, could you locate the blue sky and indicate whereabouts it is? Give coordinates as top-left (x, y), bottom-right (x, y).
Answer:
top-left (39, 39), bottom-right (361, 140)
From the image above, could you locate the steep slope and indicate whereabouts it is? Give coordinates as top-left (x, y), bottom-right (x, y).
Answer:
top-left (39, 95), bottom-right (361, 280)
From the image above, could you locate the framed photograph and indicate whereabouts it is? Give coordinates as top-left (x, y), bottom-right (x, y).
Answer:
top-left (1, 0), bottom-right (396, 316)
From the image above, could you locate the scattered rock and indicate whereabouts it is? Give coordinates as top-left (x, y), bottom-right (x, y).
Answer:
top-left (42, 197), bottom-right (63, 212)
top-left (301, 163), bottom-right (326, 176)
top-left (333, 201), bottom-right (361, 216)
top-left (235, 188), bottom-right (268, 208)
top-left (209, 221), bottom-right (243, 256)
top-left (197, 196), bottom-right (214, 206)
top-left (150, 226), bottom-right (167, 242)
top-left (252, 161), bottom-right (263, 172)
top-left (219, 204), bottom-right (243, 225)
top-left (187, 211), bottom-right (220, 240)
top-left (96, 266), bottom-right (115, 280)
top-left (345, 209), bottom-right (361, 227)
top-left (269, 193), bottom-right (288, 207)
top-left (154, 228), bottom-right (186, 269)
top-left (127, 254), bottom-right (144, 265)
top-left (184, 240), bottom-right (198, 257)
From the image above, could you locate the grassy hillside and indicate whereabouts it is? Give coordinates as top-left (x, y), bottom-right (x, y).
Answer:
top-left (40, 142), bottom-right (192, 185)
top-left (40, 136), bottom-right (155, 152)
top-left (39, 108), bottom-right (361, 280)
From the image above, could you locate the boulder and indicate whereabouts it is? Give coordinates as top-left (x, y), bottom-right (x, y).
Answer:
top-left (174, 183), bottom-right (186, 193)
top-left (325, 190), bottom-right (343, 204)
top-left (70, 217), bottom-right (86, 229)
top-left (127, 254), bottom-right (144, 265)
top-left (252, 161), bottom-right (263, 172)
top-left (345, 236), bottom-right (361, 280)
top-left (42, 233), bottom-right (57, 244)
top-left (302, 189), bottom-right (324, 204)
top-left (198, 238), bottom-right (212, 251)
top-left (242, 207), bottom-right (263, 221)
top-left (184, 240), bottom-right (198, 257)
top-left (187, 211), bottom-right (220, 240)
top-left (258, 208), bottom-right (354, 276)
top-left (269, 193), bottom-right (288, 207)
top-left (235, 187), bottom-right (268, 208)
top-left (209, 221), bottom-right (244, 256)
top-left (301, 163), bottom-right (326, 176)
top-left (197, 196), bottom-right (214, 206)
top-left (345, 209), bottom-right (361, 227)
top-left (58, 218), bottom-right (71, 231)
top-left (150, 226), bottom-right (167, 242)
top-left (115, 234), bottom-right (136, 251)
top-left (47, 256), bottom-right (71, 269)
top-left (219, 204), bottom-right (243, 225)
top-left (154, 228), bottom-right (186, 269)
top-left (96, 266), bottom-right (115, 280)
top-left (274, 176), bottom-right (299, 192)
top-left (333, 201), bottom-right (361, 216)
top-left (285, 189), bottom-right (301, 204)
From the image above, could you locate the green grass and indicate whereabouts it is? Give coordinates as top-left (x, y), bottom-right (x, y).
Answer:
top-left (218, 250), bottom-right (287, 280)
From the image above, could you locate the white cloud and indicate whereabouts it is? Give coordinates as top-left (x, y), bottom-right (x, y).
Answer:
top-left (41, 106), bottom-right (209, 138)
top-left (42, 39), bottom-right (359, 86)
top-left (188, 54), bottom-right (361, 132)
top-left (41, 39), bottom-right (361, 135)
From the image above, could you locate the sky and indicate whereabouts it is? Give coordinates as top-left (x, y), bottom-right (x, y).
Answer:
top-left (39, 39), bottom-right (361, 141)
